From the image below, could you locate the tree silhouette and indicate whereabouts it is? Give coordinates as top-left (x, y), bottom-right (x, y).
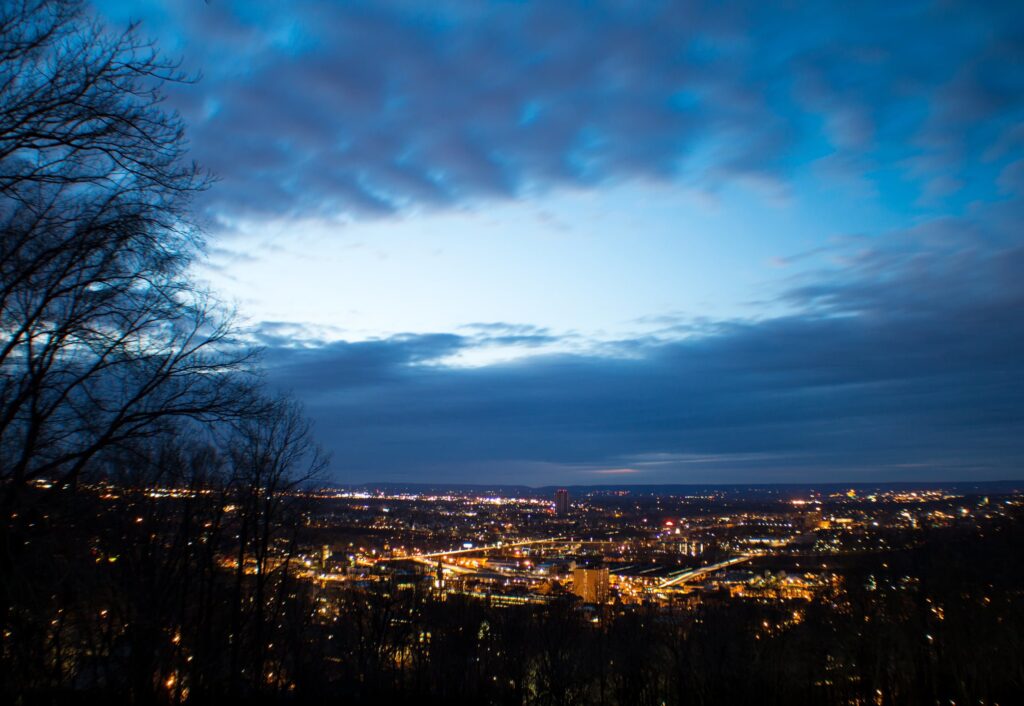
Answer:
top-left (0, 3), bottom-right (324, 701)
top-left (0, 0), bottom-right (257, 507)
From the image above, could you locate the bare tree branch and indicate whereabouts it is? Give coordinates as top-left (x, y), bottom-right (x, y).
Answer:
top-left (0, 0), bottom-right (252, 504)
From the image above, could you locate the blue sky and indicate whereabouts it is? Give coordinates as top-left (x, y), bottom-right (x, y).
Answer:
top-left (95, 0), bottom-right (1024, 484)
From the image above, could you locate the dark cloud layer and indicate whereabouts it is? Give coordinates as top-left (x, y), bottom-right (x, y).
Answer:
top-left (99, 0), bottom-right (1024, 222)
top-left (87, 1), bottom-right (1024, 483)
top-left (262, 222), bottom-right (1024, 484)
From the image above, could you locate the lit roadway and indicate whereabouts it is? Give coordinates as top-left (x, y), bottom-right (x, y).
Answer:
top-left (657, 555), bottom-right (754, 589)
top-left (410, 557), bottom-right (478, 574)
top-left (382, 536), bottom-right (567, 562)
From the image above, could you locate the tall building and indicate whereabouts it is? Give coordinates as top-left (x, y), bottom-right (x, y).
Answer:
top-left (555, 488), bottom-right (570, 516)
top-left (572, 566), bottom-right (609, 603)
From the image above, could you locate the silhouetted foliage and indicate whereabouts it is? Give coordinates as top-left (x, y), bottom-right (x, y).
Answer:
top-left (0, 2), bottom-right (323, 702)
top-left (0, 0), bottom-right (262, 502)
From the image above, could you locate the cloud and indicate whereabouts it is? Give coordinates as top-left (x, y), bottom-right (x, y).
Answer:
top-left (460, 322), bottom-right (550, 336)
top-left (257, 217), bottom-right (1024, 484)
top-left (82, 1), bottom-right (1024, 485)
top-left (94, 0), bottom-right (1024, 223)
top-left (262, 333), bottom-right (468, 387)
top-left (458, 322), bottom-right (559, 348)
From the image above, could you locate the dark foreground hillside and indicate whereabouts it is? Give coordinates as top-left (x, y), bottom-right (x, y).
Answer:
top-left (3, 486), bottom-right (1022, 705)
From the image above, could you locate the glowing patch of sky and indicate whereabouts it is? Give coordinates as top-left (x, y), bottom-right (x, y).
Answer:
top-left (200, 175), bottom-right (902, 356)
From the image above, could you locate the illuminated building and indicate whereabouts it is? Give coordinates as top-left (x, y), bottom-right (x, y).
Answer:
top-left (555, 488), bottom-right (570, 517)
top-left (572, 566), bottom-right (609, 603)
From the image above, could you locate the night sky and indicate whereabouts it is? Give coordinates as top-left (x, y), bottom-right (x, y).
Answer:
top-left (95, 1), bottom-right (1024, 485)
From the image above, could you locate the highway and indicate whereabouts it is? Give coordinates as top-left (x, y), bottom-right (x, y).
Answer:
top-left (383, 536), bottom-right (567, 561)
top-left (408, 556), bottom-right (478, 574)
top-left (657, 555), bottom-right (753, 589)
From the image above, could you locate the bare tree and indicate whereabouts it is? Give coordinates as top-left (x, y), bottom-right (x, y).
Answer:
top-left (0, 0), bottom-right (258, 505)
top-left (225, 395), bottom-right (327, 695)
top-left (0, 2), bottom-right (268, 697)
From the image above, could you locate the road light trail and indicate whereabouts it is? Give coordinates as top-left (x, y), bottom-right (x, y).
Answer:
top-left (657, 555), bottom-right (753, 589)
top-left (383, 536), bottom-right (567, 561)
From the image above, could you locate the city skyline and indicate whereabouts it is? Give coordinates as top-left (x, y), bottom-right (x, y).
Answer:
top-left (91, 0), bottom-right (1024, 484)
